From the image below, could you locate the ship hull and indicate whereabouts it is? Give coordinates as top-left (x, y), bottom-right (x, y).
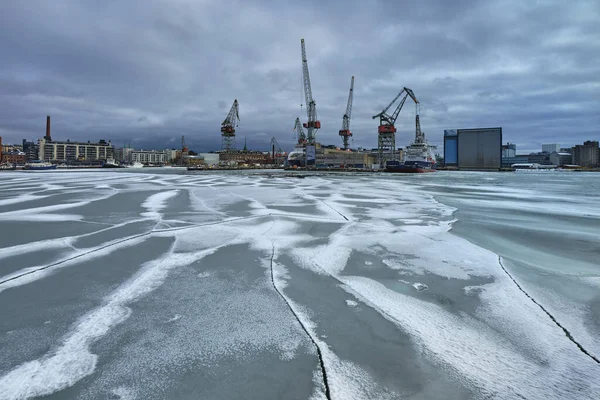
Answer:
top-left (385, 161), bottom-right (436, 173)
top-left (25, 165), bottom-right (57, 170)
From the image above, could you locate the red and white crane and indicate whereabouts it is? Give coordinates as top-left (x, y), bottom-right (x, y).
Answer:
top-left (372, 87), bottom-right (419, 166)
top-left (339, 76), bottom-right (354, 150)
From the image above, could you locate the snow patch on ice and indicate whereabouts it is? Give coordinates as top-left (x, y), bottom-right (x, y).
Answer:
top-left (412, 283), bottom-right (429, 292)
top-left (141, 190), bottom-right (179, 218)
top-left (165, 314), bottom-right (181, 323)
top-left (110, 386), bottom-right (136, 400)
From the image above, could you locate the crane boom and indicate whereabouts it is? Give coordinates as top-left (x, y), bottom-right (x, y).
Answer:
top-left (339, 76), bottom-right (354, 149)
top-left (221, 99), bottom-right (239, 151)
top-left (301, 39), bottom-right (320, 144)
top-left (293, 117), bottom-right (307, 145)
top-left (372, 87), bottom-right (418, 134)
top-left (415, 114), bottom-right (425, 144)
top-left (221, 99), bottom-right (240, 131)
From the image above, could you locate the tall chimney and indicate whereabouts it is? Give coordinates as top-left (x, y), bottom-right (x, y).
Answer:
top-left (45, 116), bottom-right (51, 141)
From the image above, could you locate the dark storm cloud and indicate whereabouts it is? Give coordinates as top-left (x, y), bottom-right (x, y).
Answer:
top-left (1, 0), bottom-right (599, 153)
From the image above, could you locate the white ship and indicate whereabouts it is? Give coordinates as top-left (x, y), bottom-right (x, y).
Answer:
top-left (287, 144), bottom-right (306, 167)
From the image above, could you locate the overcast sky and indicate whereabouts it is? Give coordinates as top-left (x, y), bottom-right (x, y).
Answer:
top-left (1, 0), bottom-right (599, 153)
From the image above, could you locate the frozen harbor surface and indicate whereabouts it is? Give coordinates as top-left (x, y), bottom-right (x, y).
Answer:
top-left (0, 169), bottom-right (599, 399)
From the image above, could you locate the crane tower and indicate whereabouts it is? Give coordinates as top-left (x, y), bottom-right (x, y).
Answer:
top-left (300, 39), bottom-right (320, 145)
top-left (372, 87), bottom-right (418, 167)
top-left (221, 99), bottom-right (240, 151)
top-left (339, 76), bottom-right (354, 150)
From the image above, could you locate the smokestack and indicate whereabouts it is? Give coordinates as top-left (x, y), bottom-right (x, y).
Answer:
top-left (45, 116), bottom-right (51, 141)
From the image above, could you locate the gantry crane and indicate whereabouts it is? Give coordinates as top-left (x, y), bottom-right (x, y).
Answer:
top-left (300, 39), bottom-right (320, 145)
top-left (293, 117), bottom-right (307, 145)
top-left (372, 87), bottom-right (419, 166)
top-left (221, 99), bottom-right (240, 151)
top-left (339, 76), bottom-right (354, 150)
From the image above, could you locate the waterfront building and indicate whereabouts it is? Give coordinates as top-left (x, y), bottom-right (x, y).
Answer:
top-left (572, 141), bottom-right (599, 167)
top-left (502, 143), bottom-right (516, 158)
top-left (130, 150), bottom-right (167, 165)
top-left (22, 139), bottom-right (38, 161)
top-left (38, 137), bottom-right (114, 162)
top-left (444, 128), bottom-right (502, 170)
top-left (549, 152), bottom-right (573, 166)
top-left (2, 151), bottom-right (26, 165)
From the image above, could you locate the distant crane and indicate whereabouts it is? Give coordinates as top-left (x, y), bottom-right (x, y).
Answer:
top-left (372, 87), bottom-right (419, 166)
top-left (300, 39), bottom-right (320, 145)
top-left (293, 117), bottom-right (307, 145)
top-left (221, 99), bottom-right (240, 151)
top-left (339, 76), bottom-right (355, 150)
top-left (270, 137), bottom-right (286, 166)
top-left (181, 135), bottom-right (188, 154)
top-left (415, 114), bottom-right (425, 144)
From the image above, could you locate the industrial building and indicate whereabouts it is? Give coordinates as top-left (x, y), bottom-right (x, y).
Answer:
top-left (572, 141), bottom-right (599, 167)
top-left (315, 147), bottom-right (377, 169)
top-left (443, 130), bottom-right (458, 167)
top-left (199, 153), bottom-right (219, 166)
top-left (444, 128), bottom-right (502, 170)
top-left (502, 143), bottom-right (516, 158)
top-left (549, 152), bottom-right (573, 166)
top-left (218, 150), bottom-right (271, 165)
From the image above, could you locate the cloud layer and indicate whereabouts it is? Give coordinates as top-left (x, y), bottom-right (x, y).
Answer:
top-left (1, 0), bottom-right (599, 152)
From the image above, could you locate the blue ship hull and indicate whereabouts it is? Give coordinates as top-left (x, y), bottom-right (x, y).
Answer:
top-left (385, 160), bottom-right (436, 173)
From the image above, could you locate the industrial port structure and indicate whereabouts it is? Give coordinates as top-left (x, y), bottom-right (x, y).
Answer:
top-left (208, 38), bottom-right (429, 170)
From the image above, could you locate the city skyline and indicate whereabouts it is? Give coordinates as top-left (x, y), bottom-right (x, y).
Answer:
top-left (1, 0), bottom-right (599, 153)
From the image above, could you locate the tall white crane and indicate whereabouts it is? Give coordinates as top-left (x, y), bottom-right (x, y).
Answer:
top-left (339, 76), bottom-right (354, 149)
top-left (301, 39), bottom-right (320, 144)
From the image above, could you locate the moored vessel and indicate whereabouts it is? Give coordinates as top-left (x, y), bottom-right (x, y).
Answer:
top-left (24, 161), bottom-right (57, 171)
top-left (287, 144), bottom-right (306, 167)
top-left (102, 158), bottom-right (121, 168)
top-left (386, 115), bottom-right (436, 173)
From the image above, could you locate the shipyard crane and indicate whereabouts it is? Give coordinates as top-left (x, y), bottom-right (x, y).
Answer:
top-left (221, 99), bottom-right (240, 151)
top-left (339, 76), bottom-right (355, 150)
top-left (300, 39), bottom-right (320, 144)
top-left (372, 87), bottom-right (418, 133)
top-left (415, 114), bottom-right (425, 144)
top-left (293, 117), bottom-right (307, 145)
top-left (270, 137), bottom-right (285, 166)
top-left (372, 87), bottom-right (419, 166)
